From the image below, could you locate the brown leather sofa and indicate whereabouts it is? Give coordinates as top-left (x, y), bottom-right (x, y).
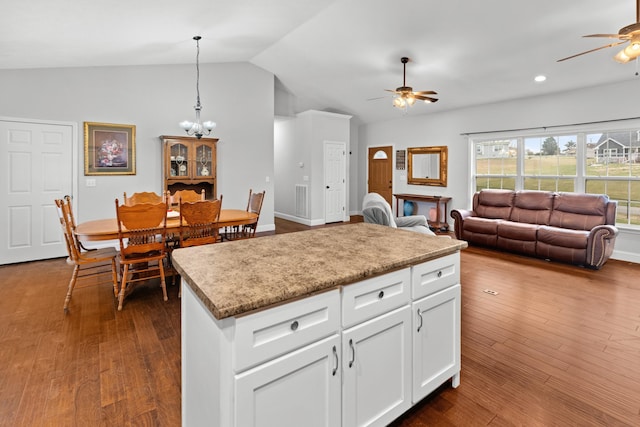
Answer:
top-left (451, 190), bottom-right (618, 269)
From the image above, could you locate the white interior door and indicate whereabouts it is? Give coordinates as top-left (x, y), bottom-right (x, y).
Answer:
top-left (0, 118), bottom-right (75, 264)
top-left (324, 141), bottom-right (346, 224)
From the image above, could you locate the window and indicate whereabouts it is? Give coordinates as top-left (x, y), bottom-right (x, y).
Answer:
top-left (585, 129), bottom-right (640, 225)
top-left (474, 139), bottom-right (517, 191)
top-left (472, 123), bottom-right (640, 226)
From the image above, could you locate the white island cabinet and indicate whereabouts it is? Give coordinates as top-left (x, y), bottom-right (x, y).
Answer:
top-left (173, 223), bottom-right (466, 427)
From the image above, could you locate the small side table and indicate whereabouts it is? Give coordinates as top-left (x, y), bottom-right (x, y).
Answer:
top-left (394, 193), bottom-right (452, 232)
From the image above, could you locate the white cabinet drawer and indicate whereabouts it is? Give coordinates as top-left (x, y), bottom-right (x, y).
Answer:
top-left (234, 289), bottom-right (340, 372)
top-left (342, 268), bottom-right (411, 329)
top-left (411, 253), bottom-right (460, 300)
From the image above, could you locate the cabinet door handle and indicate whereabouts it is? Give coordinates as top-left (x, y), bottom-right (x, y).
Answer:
top-left (348, 338), bottom-right (355, 368)
top-left (332, 345), bottom-right (338, 376)
top-left (437, 271), bottom-right (442, 278)
top-left (290, 320), bottom-right (299, 331)
top-left (417, 308), bottom-right (423, 333)
top-left (378, 290), bottom-right (384, 299)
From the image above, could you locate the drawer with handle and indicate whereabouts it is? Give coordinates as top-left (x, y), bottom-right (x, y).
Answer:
top-left (341, 268), bottom-right (411, 328)
top-left (234, 289), bottom-right (340, 372)
top-left (411, 253), bottom-right (460, 300)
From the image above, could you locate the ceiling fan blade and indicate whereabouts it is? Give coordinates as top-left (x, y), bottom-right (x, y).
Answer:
top-left (583, 33), bottom-right (626, 39)
top-left (385, 89), bottom-right (400, 94)
top-left (414, 90), bottom-right (438, 95)
top-left (557, 40), bottom-right (627, 62)
top-left (367, 95), bottom-right (388, 101)
top-left (415, 95), bottom-right (438, 103)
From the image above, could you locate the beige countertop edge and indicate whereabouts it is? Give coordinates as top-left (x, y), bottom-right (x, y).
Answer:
top-left (174, 241), bottom-right (467, 320)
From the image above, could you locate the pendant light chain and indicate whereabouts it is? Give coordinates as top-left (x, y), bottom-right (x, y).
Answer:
top-left (179, 35), bottom-right (216, 139)
top-left (195, 36), bottom-right (202, 109)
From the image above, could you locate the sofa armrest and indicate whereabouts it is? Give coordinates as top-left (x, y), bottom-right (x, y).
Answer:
top-left (395, 215), bottom-right (428, 228)
top-left (585, 225), bottom-right (618, 269)
top-left (450, 209), bottom-right (475, 240)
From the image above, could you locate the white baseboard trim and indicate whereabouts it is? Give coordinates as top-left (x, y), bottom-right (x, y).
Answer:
top-left (256, 223), bottom-right (275, 233)
top-left (611, 249), bottom-right (640, 264)
top-left (275, 212), bottom-right (314, 226)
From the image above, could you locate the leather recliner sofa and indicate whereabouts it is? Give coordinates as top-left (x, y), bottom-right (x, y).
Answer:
top-left (451, 189), bottom-right (618, 269)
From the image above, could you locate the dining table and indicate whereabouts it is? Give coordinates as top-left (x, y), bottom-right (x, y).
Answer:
top-left (74, 209), bottom-right (258, 242)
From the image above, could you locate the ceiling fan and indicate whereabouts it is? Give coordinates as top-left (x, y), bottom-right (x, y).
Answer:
top-left (558, 0), bottom-right (640, 63)
top-left (386, 57), bottom-right (438, 109)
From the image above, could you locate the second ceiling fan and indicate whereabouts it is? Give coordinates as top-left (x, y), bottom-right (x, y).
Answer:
top-left (558, 0), bottom-right (640, 63)
top-left (386, 57), bottom-right (438, 109)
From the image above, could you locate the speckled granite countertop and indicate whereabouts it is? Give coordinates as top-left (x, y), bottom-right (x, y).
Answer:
top-left (171, 223), bottom-right (467, 320)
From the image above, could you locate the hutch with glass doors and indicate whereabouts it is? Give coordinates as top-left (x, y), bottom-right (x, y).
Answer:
top-left (160, 135), bottom-right (217, 200)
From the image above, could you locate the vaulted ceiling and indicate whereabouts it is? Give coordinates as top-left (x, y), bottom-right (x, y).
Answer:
top-left (2, 0), bottom-right (638, 124)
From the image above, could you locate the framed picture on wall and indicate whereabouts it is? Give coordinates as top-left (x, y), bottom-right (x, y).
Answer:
top-left (84, 121), bottom-right (136, 175)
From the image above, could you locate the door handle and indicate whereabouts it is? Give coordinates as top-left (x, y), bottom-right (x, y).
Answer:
top-left (417, 308), bottom-right (423, 333)
top-left (332, 345), bottom-right (338, 376)
top-left (348, 339), bottom-right (355, 368)
top-left (326, 186), bottom-right (330, 189)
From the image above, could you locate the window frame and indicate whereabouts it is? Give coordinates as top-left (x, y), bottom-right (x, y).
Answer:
top-left (470, 120), bottom-right (640, 228)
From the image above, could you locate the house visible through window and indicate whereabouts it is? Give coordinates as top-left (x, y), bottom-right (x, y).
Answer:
top-left (471, 122), bottom-right (640, 226)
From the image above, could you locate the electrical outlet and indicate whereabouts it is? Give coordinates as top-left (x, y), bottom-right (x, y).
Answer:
top-left (483, 289), bottom-right (499, 295)
top-left (86, 178), bottom-right (96, 187)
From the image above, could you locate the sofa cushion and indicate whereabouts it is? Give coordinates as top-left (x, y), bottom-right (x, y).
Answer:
top-left (537, 225), bottom-right (590, 265)
top-left (497, 221), bottom-right (538, 241)
top-left (496, 221), bottom-right (539, 255)
top-left (463, 217), bottom-right (502, 234)
top-left (510, 191), bottom-right (553, 225)
top-left (549, 192), bottom-right (607, 231)
top-left (474, 190), bottom-right (514, 220)
top-left (461, 217), bottom-right (501, 247)
top-left (537, 225), bottom-right (589, 249)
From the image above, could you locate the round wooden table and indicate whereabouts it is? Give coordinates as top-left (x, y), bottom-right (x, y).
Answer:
top-left (75, 209), bottom-right (258, 242)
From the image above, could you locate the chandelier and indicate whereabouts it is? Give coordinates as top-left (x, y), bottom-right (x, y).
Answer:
top-left (179, 36), bottom-right (216, 139)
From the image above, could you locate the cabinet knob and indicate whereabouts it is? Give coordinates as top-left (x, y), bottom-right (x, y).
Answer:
top-left (378, 291), bottom-right (384, 299)
top-left (437, 271), bottom-right (442, 278)
top-left (290, 320), bottom-right (299, 331)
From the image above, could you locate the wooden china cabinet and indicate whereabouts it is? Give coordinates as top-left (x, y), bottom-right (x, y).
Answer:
top-left (160, 135), bottom-right (217, 200)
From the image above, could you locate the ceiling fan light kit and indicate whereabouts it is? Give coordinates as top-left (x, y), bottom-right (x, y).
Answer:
top-left (558, 0), bottom-right (640, 64)
top-left (386, 56), bottom-right (438, 112)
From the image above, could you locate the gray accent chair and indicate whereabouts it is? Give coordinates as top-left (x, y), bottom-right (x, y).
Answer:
top-left (362, 192), bottom-right (435, 236)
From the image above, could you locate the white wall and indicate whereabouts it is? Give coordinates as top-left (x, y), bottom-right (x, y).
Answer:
top-left (358, 79), bottom-right (640, 263)
top-left (274, 117), bottom-right (299, 217)
top-left (0, 63), bottom-right (275, 231)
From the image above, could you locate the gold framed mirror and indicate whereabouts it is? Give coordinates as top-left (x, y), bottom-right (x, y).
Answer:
top-left (407, 146), bottom-right (448, 186)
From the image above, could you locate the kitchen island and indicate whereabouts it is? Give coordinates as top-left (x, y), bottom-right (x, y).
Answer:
top-left (172, 222), bottom-right (467, 427)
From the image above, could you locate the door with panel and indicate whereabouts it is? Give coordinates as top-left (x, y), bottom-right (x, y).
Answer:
top-left (367, 146), bottom-right (393, 206)
top-left (235, 334), bottom-right (341, 427)
top-left (0, 119), bottom-right (74, 264)
top-left (342, 305), bottom-right (412, 427)
top-left (324, 141), bottom-right (346, 223)
top-left (412, 284), bottom-right (461, 403)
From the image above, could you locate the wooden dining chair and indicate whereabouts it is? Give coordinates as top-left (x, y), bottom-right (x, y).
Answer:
top-left (168, 189), bottom-right (205, 208)
top-left (225, 189), bottom-right (265, 240)
top-left (175, 196), bottom-right (223, 297)
top-left (115, 199), bottom-right (169, 311)
top-left (178, 196), bottom-right (223, 248)
top-left (244, 189), bottom-right (265, 237)
top-left (123, 191), bottom-right (164, 206)
top-left (55, 196), bottom-right (119, 313)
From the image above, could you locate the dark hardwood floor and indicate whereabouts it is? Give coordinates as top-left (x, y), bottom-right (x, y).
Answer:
top-left (1, 218), bottom-right (639, 426)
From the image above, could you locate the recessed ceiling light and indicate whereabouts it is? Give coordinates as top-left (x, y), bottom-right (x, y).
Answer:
top-left (534, 75), bottom-right (547, 83)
